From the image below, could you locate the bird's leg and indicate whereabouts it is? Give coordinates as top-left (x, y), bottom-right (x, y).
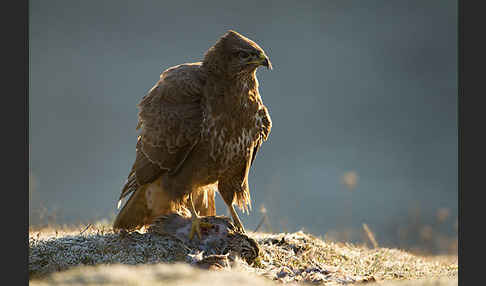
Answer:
top-left (227, 203), bottom-right (245, 233)
top-left (188, 193), bottom-right (213, 240)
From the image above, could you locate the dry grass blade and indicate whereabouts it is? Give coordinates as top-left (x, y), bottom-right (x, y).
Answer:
top-left (363, 223), bottom-right (379, 249)
top-left (79, 224), bottom-right (92, 235)
top-left (29, 223), bottom-right (457, 285)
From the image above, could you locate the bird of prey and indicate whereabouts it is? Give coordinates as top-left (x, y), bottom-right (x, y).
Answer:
top-left (113, 30), bottom-right (272, 239)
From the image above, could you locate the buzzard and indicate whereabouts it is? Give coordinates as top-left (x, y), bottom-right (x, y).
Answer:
top-left (113, 30), bottom-right (272, 239)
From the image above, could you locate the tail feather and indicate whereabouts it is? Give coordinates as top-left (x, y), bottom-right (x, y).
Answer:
top-left (113, 177), bottom-right (218, 231)
top-left (113, 184), bottom-right (151, 231)
top-left (118, 172), bottom-right (138, 206)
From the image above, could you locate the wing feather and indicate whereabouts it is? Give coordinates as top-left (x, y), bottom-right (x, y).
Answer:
top-left (118, 63), bottom-right (206, 207)
top-left (250, 106), bottom-right (272, 167)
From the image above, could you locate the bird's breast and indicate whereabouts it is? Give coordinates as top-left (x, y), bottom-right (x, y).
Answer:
top-left (203, 111), bottom-right (262, 171)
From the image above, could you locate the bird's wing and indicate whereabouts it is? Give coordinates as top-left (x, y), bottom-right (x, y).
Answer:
top-left (250, 106), bottom-right (272, 166)
top-left (117, 137), bottom-right (162, 205)
top-left (234, 105), bottom-right (272, 213)
top-left (118, 63), bottom-right (205, 204)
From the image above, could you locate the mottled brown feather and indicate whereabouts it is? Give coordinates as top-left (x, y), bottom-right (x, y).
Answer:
top-left (114, 30), bottom-right (272, 231)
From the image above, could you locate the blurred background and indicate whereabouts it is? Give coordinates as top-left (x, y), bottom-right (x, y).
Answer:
top-left (29, 0), bottom-right (457, 254)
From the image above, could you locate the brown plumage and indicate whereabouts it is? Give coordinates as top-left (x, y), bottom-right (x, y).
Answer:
top-left (113, 30), bottom-right (272, 235)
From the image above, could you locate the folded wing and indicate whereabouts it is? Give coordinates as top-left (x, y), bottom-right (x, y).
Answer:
top-left (118, 63), bottom-right (206, 206)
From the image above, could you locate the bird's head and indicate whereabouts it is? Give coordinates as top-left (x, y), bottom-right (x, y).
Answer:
top-left (203, 30), bottom-right (272, 76)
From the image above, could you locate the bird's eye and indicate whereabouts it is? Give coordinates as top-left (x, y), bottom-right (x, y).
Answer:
top-left (238, 51), bottom-right (250, 59)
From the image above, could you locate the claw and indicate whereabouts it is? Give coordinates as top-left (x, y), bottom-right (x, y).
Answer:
top-left (187, 193), bottom-right (213, 240)
top-left (189, 217), bottom-right (213, 240)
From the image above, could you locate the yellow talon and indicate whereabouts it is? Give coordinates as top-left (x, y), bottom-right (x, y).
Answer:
top-left (187, 193), bottom-right (213, 240)
top-left (189, 217), bottom-right (213, 240)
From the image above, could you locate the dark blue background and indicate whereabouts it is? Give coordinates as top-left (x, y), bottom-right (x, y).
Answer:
top-left (29, 0), bottom-right (457, 250)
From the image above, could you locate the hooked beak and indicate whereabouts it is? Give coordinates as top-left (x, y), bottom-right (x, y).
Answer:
top-left (248, 53), bottom-right (273, 70)
top-left (260, 53), bottom-right (272, 70)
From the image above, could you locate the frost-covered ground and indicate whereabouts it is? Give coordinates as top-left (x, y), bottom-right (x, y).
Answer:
top-left (29, 224), bottom-right (458, 285)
